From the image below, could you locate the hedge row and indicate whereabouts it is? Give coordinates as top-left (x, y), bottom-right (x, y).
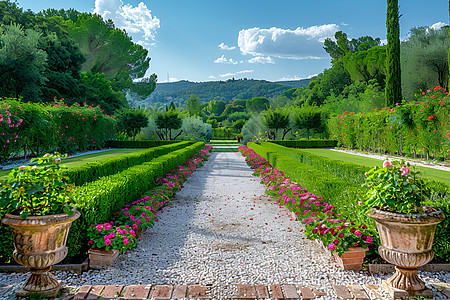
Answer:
top-left (328, 86), bottom-right (450, 161)
top-left (0, 99), bottom-right (117, 163)
top-left (106, 140), bottom-right (182, 148)
top-left (67, 142), bottom-right (192, 186)
top-left (248, 142), bottom-right (450, 262)
top-left (0, 142), bottom-right (205, 264)
top-left (269, 139), bottom-right (338, 148)
top-left (64, 141), bottom-right (205, 261)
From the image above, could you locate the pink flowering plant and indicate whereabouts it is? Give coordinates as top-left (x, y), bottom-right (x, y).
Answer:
top-left (363, 159), bottom-right (430, 213)
top-left (239, 145), bottom-right (376, 257)
top-left (87, 222), bottom-right (137, 253)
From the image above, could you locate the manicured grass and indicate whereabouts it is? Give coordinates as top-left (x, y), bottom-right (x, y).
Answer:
top-left (0, 149), bottom-right (142, 178)
top-left (298, 149), bottom-right (450, 185)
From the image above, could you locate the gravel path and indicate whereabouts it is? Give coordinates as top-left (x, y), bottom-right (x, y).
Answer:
top-left (1, 152), bottom-right (448, 299)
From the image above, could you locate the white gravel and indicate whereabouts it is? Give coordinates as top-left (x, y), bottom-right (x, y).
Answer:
top-left (1, 152), bottom-right (448, 299)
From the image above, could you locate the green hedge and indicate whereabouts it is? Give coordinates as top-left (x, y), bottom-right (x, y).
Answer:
top-left (106, 140), bottom-right (183, 148)
top-left (67, 142), bottom-right (192, 186)
top-left (0, 142), bottom-right (204, 264)
top-left (269, 139), bottom-right (338, 148)
top-left (249, 142), bottom-right (450, 263)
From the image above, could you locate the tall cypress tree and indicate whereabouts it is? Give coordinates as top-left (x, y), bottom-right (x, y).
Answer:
top-left (448, 0), bottom-right (450, 88)
top-left (385, 0), bottom-right (402, 107)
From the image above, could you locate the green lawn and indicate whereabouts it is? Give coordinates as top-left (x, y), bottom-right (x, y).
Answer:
top-left (208, 140), bottom-right (242, 146)
top-left (211, 148), bottom-right (239, 152)
top-left (299, 149), bottom-right (450, 185)
top-left (0, 149), bottom-right (142, 178)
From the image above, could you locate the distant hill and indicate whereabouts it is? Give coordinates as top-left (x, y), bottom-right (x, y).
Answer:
top-left (145, 78), bottom-right (310, 107)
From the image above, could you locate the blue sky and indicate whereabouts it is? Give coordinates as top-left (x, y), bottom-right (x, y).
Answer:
top-left (18, 0), bottom-right (449, 83)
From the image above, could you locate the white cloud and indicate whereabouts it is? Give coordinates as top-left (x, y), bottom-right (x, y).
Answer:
top-left (208, 75), bottom-right (217, 79)
top-left (94, 0), bottom-right (160, 47)
top-left (248, 56), bottom-right (275, 64)
top-left (238, 24), bottom-right (339, 60)
top-left (430, 22), bottom-right (446, 31)
top-left (160, 77), bottom-right (180, 83)
top-left (237, 70), bottom-right (254, 74)
top-left (218, 42), bottom-right (236, 50)
top-left (219, 72), bottom-right (236, 78)
top-left (214, 55), bottom-right (238, 65)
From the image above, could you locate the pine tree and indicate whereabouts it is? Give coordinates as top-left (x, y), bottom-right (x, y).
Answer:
top-left (385, 0), bottom-right (402, 107)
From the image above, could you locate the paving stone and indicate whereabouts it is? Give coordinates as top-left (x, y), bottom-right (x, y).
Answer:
top-left (74, 285), bottom-right (92, 300)
top-left (188, 285), bottom-right (208, 298)
top-left (298, 286), bottom-right (315, 299)
top-left (233, 284), bottom-right (257, 299)
top-left (332, 285), bottom-right (352, 300)
top-left (282, 284), bottom-right (300, 299)
top-left (348, 285), bottom-right (369, 300)
top-left (313, 290), bottom-right (327, 297)
top-left (171, 285), bottom-right (187, 299)
top-left (101, 285), bottom-right (125, 299)
top-left (269, 284), bottom-right (284, 300)
top-left (86, 285), bottom-right (105, 300)
top-left (151, 285), bottom-right (173, 299)
top-left (364, 284), bottom-right (379, 290)
top-left (255, 285), bottom-right (269, 299)
top-left (119, 285), bottom-right (151, 300)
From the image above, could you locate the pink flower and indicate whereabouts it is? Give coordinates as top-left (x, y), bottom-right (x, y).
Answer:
top-left (123, 238), bottom-right (129, 245)
top-left (333, 239), bottom-right (340, 245)
top-left (383, 160), bottom-right (392, 168)
top-left (104, 239), bottom-right (111, 246)
top-left (358, 201), bottom-right (362, 206)
top-left (132, 224), bottom-right (139, 230)
top-left (88, 240), bottom-right (94, 245)
top-left (328, 243), bottom-right (336, 251)
top-left (354, 230), bottom-right (362, 237)
top-left (96, 224), bottom-right (103, 231)
top-left (104, 223), bottom-right (112, 231)
top-left (366, 236), bottom-right (373, 244)
top-left (338, 232), bottom-right (344, 238)
top-left (400, 166), bottom-right (409, 176)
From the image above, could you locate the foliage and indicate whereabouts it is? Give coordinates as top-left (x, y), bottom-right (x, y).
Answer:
top-left (0, 153), bottom-right (74, 219)
top-left (0, 23), bottom-right (47, 101)
top-left (292, 105), bottom-right (328, 139)
top-left (128, 75), bottom-right (158, 101)
top-left (363, 159), bottom-right (430, 213)
top-left (185, 94), bottom-right (202, 117)
top-left (401, 26), bottom-right (449, 100)
top-left (270, 140), bottom-right (338, 148)
top-left (116, 108), bottom-right (149, 139)
top-left (177, 117), bottom-right (213, 142)
top-left (241, 114), bottom-right (267, 143)
top-left (324, 31), bottom-right (381, 63)
top-left (246, 97), bottom-right (269, 113)
top-left (385, 0), bottom-right (402, 106)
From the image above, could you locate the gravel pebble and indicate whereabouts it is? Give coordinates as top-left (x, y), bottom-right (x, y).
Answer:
top-left (1, 152), bottom-right (448, 299)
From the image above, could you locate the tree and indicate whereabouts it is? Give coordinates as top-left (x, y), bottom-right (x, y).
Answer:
top-left (0, 24), bottom-right (47, 101)
top-left (401, 26), bottom-right (449, 99)
top-left (246, 97), bottom-right (269, 114)
top-left (324, 31), bottom-right (381, 63)
top-left (293, 105), bottom-right (324, 139)
top-left (448, 0), bottom-right (450, 88)
top-left (263, 108), bottom-right (291, 140)
top-left (155, 108), bottom-right (182, 140)
top-left (385, 0), bottom-right (402, 106)
top-left (116, 108), bottom-right (148, 139)
top-left (186, 94), bottom-right (202, 116)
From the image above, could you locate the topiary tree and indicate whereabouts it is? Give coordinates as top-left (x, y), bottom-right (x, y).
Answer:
top-left (155, 108), bottom-right (182, 140)
top-left (385, 0), bottom-right (402, 107)
top-left (116, 108), bottom-right (149, 140)
top-left (262, 108), bottom-right (291, 140)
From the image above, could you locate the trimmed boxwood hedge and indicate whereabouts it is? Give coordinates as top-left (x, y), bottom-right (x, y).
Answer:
top-left (249, 142), bottom-right (450, 263)
top-left (67, 142), bottom-right (193, 186)
top-left (106, 140), bottom-right (182, 148)
top-left (269, 139), bottom-right (337, 148)
top-left (0, 142), bottom-right (204, 264)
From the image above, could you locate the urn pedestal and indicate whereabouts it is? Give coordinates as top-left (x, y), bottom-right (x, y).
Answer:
top-left (1, 210), bottom-right (80, 298)
top-left (368, 208), bottom-right (444, 299)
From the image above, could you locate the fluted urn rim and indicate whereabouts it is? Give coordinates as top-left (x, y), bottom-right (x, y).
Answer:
top-left (1, 209), bottom-right (80, 227)
top-left (368, 207), bottom-right (444, 224)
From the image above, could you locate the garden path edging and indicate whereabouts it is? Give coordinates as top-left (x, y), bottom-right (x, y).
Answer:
top-left (0, 259), bottom-right (89, 275)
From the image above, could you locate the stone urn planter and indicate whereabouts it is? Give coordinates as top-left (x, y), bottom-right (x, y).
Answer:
top-left (89, 248), bottom-right (120, 269)
top-left (333, 247), bottom-right (368, 270)
top-left (368, 208), bottom-right (444, 298)
top-left (1, 210), bottom-right (81, 298)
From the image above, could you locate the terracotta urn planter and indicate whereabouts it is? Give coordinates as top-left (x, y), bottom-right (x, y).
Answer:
top-left (333, 247), bottom-right (368, 270)
top-left (89, 248), bottom-right (120, 269)
top-left (368, 208), bottom-right (444, 298)
top-left (1, 210), bottom-right (81, 298)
